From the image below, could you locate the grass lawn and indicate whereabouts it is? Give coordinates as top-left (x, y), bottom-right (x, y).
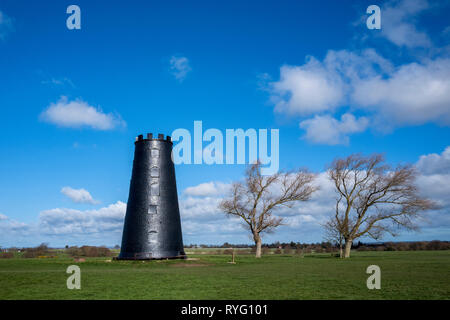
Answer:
top-left (0, 250), bottom-right (449, 299)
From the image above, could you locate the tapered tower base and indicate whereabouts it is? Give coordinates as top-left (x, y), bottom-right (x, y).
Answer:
top-left (117, 133), bottom-right (187, 261)
top-left (116, 252), bottom-right (187, 260)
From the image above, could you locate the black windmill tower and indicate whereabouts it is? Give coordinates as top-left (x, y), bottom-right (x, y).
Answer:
top-left (118, 133), bottom-right (186, 260)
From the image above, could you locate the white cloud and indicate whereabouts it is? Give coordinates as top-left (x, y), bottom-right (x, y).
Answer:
top-left (180, 196), bottom-right (224, 220)
top-left (39, 201), bottom-right (126, 235)
top-left (179, 182), bottom-right (249, 239)
top-left (269, 49), bottom-right (392, 118)
top-left (416, 173), bottom-right (450, 207)
top-left (415, 147), bottom-right (450, 213)
top-left (285, 214), bottom-right (317, 228)
top-left (182, 219), bottom-right (241, 236)
top-left (0, 214), bottom-right (30, 237)
top-left (299, 113), bottom-right (369, 145)
top-left (183, 182), bottom-right (230, 197)
top-left (0, 10), bottom-right (13, 40)
top-left (413, 147), bottom-right (450, 230)
top-left (169, 56), bottom-right (191, 82)
top-left (352, 58), bottom-right (450, 126)
top-left (416, 146), bottom-right (450, 175)
top-left (40, 96), bottom-right (125, 130)
top-left (268, 50), bottom-right (450, 143)
top-left (381, 0), bottom-right (431, 48)
top-left (61, 186), bottom-right (99, 205)
top-left (271, 58), bottom-right (345, 115)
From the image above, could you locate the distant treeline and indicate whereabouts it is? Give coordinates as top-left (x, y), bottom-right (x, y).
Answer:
top-left (1, 240), bottom-right (448, 259)
top-left (0, 243), bottom-right (114, 258)
top-left (186, 240), bottom-right (450, 252)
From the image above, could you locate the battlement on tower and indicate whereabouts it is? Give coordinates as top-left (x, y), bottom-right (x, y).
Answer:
top-left (135, 133), bottom-right (172, 144)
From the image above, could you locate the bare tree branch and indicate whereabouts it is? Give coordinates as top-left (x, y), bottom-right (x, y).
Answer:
top-left (219, 161), bottom-right (317, 258)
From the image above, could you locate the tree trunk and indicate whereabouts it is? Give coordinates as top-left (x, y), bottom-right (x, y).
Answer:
top-left (254, 233), bottom-right (262, 258)
top-left (344, 239), bottom-right (353, 258)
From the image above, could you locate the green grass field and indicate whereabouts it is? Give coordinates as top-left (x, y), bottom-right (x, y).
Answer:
top-left (0, 250), bottom-right (449, 300)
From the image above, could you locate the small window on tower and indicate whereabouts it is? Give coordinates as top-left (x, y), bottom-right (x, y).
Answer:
top-left (151, 183), bottom-right (160, 196)
top-left (148, 205), bottom-right (157, 214)
top-left (150, 195), bottom-right (159, 205)
top-left (151, 166), bottom-right (159, 177)
top-left (151, 149), bottom-right (160, 158)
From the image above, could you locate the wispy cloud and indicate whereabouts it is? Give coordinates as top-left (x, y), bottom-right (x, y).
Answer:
top-left (0, 10), bottom-right (13, 41)
top-left (61, 186), bottom-right (100, 205)
top-left (40, 96), bottom-right (126, 130)
top-left (41, 77), bottom-right (76, 88)
top-left (169, 55), bottom-right (191, 82)
top-left (380, 0), bottom-right (431, 48)
top-left (0, 214), bottom-right (30, 238)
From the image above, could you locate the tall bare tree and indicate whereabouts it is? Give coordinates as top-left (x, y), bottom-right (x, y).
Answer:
top-left (327, 153), bottom-right (435, 258)
top-left (219, 162), bottom-right (317, 258)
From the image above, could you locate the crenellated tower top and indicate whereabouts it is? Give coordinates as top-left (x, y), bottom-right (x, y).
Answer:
top-left (135, 133), bottom-right (172, 144)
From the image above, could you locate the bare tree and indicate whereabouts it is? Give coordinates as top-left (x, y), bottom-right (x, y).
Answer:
top-left (327, 153), bottom-right (435, 258)
top-left (219, 162), bottom-right (317, 258)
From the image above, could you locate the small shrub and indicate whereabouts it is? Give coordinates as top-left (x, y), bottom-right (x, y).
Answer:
top-left (23, 243), bottom-right (49, 258)
top-left (66, 246), bottom-right (112, 258)
top-left (80, 246), bottom-right (112, 257)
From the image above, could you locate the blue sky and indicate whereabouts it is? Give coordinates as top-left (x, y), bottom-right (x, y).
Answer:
top-left (0, 0), bottom-right (449, 247)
